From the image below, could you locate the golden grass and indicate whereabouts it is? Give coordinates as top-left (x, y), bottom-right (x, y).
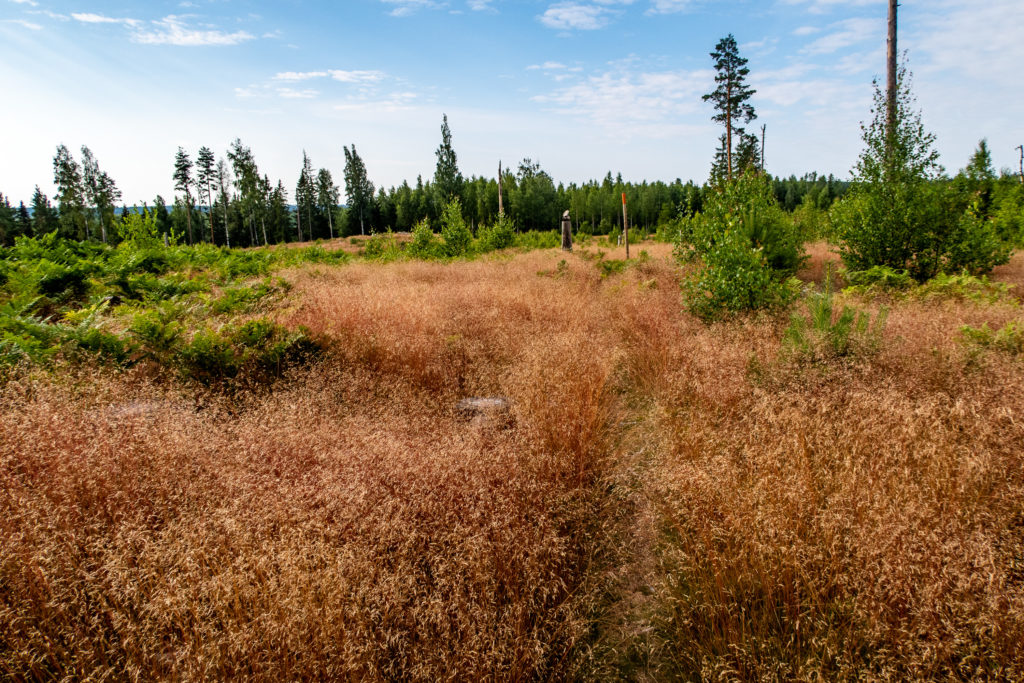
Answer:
top-left (3, 241), bottom-right (1023, 680)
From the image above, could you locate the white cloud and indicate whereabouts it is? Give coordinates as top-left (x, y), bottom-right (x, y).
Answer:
top-left (528, 61), bottom-right (568, 70)
top-left (380, 0), bottom-right (445, 17)
top-left (540, 3), bottom-right (611, 30)
top-left (9, 0), bottom-right (39, 5)
top-left (802, 16), bottom-right (879, 54)
top-left (131, 15), bottom-right (254, 46)
top-left (533, 63), bottom-right (711, 136)
top-left (72, 12), bottom-right (140, 27)
top-left (2, 18), bottom-right (42, 29)
top-left (646, 0), bottom-right (694, 14)
top-left (277, 88), bottom-right (319, 99)
top-left (792, 25), bottom-right (820, 36)
top-left (468, 0), bottom-right (495, 10)
top-left (274, 71), bottom-right (329, 81)
top-left (778, 0), bottom-right (883, 15)
top-left (330, 69), bottom-right (386, 83)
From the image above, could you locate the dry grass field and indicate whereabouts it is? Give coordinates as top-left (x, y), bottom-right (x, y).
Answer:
top-left (2, 241), bottom-right (1023, 680)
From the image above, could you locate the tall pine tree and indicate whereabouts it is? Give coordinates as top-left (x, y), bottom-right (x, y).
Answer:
top-left (703, 34), bottom-right (757, 183)
top-left (173, 147), bottom-right (195, 244)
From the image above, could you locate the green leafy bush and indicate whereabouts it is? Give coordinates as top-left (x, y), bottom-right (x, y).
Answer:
top-left (513, 230), bottom-right (560, 250)
top-left (477, 214), bottom-right (516, 252)
top-left (677, 171), bottom-right (804, 320)
top-left (440, 199), bottom-right (473, 258)
top-left (362, 230), bottom-right (402, 261)
top-left (408, 219), bottom-right (438, 259)
top-left (833, 64), bottom-right (1010, 281)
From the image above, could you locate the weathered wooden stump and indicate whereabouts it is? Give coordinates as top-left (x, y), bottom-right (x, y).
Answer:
top-left (561, 210), bottom-right (573, 252)
top-left (456, 396), bottom-right (513, 428)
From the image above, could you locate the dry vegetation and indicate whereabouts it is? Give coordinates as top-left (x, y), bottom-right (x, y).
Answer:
top-left (2, 242), bottom-right (1023, 680)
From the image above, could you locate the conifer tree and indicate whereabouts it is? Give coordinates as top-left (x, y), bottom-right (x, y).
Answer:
top-left (703, 34), bottom-right (757, 183)
top-left (434, 114), bottom-right (463, 202)
top-left (196, 146), bottom-right (216, 244)
top-left (30, 186), bottom-right (57, 236)
top-left (316, 168), bottom-right (340, 239)
top-left (53, 144), bottom-right (87, 240)
top-left (173, 147), bottom-right (195, 244)
top-left (343, 145), bottom-right (374, 236)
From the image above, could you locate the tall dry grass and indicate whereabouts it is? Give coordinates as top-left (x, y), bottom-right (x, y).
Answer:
top-left (3, 242), bottom-right (1023, 680)
top-left (0, 246), bottom-right (677, 680)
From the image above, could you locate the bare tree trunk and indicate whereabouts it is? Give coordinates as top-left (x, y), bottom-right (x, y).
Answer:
top-left (1017, 145), bottom-right (1024, 185)
top-left (622, 193), bottom-right (629, 260)
top-left (887, 0), bottom-right (898, 152)
top-left (726, 84), bottom-right (733, 182)
top-left (207, 182), bottom-right (215, 245)
top-left (296, 207), bottom-right (303, 242)
top-left (761, 124), bottom-right (766, 172)
top-left (327, 207), bottom-right (334, 239)
top-left (497, 161), bottom-right (504, 217)
top-left (261, 215), bottom-right (268, 246)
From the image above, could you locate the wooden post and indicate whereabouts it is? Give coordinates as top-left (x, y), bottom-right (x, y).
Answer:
top-left (561, 210), bottom-right (573, 252)
top-left (497, 160), bottom-right (504, 217)
top-left (887, 0), bottom-right (898, 151)
top-left (621, 192), bottom-right (629, 260)
top-left (1017, 145), bottom-right (1024, 185)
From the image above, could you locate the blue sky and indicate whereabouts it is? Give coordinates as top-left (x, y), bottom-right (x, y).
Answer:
top-left (1, 0), bottom-right (1022, 205)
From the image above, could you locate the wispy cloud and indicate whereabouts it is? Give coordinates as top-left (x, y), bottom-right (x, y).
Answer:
top-left (468, 0), bottom-right (496, 10)
top-left (276, 88), bottom-right (320, 99)
top-left (131, 15), bottom-right (255, 46)
top-left (380, 0), bottom-right (446, 17)
top-left (9, 0), bottom-right (39, 6)
top-left (274, 71), bottom-right (329, 81)
top-left (802, 16), bottom-right (879, 54)
top-left (72, 12), bottom-right (141, 27)
top-left (533, 62), bottom-right (711, 136)
top-left (646, 0), bottom-right (696, 15)
top-left (778, 0), bottom-right (883, 15)
top-left (2, 18), bottom-right (42, 29)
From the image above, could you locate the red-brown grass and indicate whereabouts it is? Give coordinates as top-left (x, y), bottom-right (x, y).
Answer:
top-left (3, 242), bottom-right (1023, 680)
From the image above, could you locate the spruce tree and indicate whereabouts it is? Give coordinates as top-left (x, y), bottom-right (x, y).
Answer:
top-left (434, 114), bottom-right (463, 202)
top-left (343, 145), bottom-right (374, 236)
top-left (30, 186), bottom-right (57, 236)
top-left (316, 168), bottom-right (340, 239)
top-left (196, 146), bottom-right (216, 244)
top-left (703, 34), bottom-right (757, 183)
top-left (173, 147), bottom-right (195, 244)
top-left (53, 144), bottom-right (87, 240)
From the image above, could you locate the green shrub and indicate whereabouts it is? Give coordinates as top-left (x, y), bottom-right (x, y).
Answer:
top-left (440, 199), bottom-right (473, 257)
top-left (408, 219), bottom-right (438, 259)
top-left (362, 229), bottom-right (402, 261)
top-left (783, 268), bottom-right (888, 362)
top-left (834, 64), bottom-right (1010, 281)
top-left (960, 321), bottom-right (1024, 355)
top-left (513, 230), bottom-right (560, 250)
top-left (677, 171), bottom-right (805, 320)
top-left (477, 214), bottom-right (516, 252)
